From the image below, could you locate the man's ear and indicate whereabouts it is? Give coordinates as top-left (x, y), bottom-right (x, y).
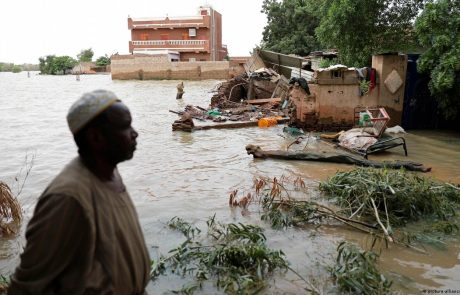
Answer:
top-left (86, 126), bottom-right (106, 151)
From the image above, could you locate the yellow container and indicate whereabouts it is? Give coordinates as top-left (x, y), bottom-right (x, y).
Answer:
top-left (258, 117), bottom-right (278, 128)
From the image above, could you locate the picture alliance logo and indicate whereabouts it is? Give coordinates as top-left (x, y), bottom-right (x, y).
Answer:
top-left (423, 290), bottom-right (460, 294)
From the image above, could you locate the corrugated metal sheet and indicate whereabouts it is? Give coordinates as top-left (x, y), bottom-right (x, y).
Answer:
top-left (289, 67), bottom-right (314, 82)
top-left (244, 52), bottom-right (266, 74)
top-left (243, 49), bottom-right (308, 79)
top-left (258, 50), bottom-right (305, 79)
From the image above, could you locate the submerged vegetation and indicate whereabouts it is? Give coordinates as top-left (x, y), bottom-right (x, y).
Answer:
top-left (330, 242), bottom-right (392, 295)
top-left (153, 213), bottom-right (394, 294)
top-left (230, 169), bottom-right (460, 248)
top-left (151, 216), bottom-right (292, 294)
top-left (222, 169), bottom-right (460, 293)
top-left (154, 167), bottom-right (459, 293)
top-left (320, 168), bottom-right (460, 227)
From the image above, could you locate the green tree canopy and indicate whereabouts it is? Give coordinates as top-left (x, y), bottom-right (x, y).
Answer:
top-left (96, 55), bottom-right (111, 67)
top-left (261, 0), bottom-right (320, 56)
top-left (77, 48), bottom-right (94, 62)
top-left (415, 0), bottom-right (460, 119)
top-left (315, 0), bottom-right (424, 67)
top-left (0, 63), bottom-right (23, 73)
top-left (11, 65), bottom-right (22, 73)
top-left (39, 55), bottom-right (55, 74)
top-left (0, 63), bottom-right (14, 72)
top-left (38, 55), bottom-right (77, 75)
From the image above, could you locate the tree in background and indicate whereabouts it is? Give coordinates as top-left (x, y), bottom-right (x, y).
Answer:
top-left (1, 63), bottom-right (38, 72)
top-left (77, 48), bottom-right (94, 62)
top-left (38, 55), bottom-right (77, 75)
top-left (0, 63), bottom-right (11, 72)
top-left (39, 55), bottom-right (55, 74)
top-left (415, 0), bottom-right (460, 119)
top-left (96, 55), bottom-right (111, 67)
top-left (11, 65), bottom-right (22, 73)
top-left (52, 56), bottom-right (78, 74)
top-left (315, 0), bottom-right (424, 67)
top-left (260, 0), bottom-right (320, 56)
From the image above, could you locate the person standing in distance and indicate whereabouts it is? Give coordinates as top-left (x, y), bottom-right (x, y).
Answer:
top-left (9, 90), bottom-right (150, 294)
top-left (176, 81), bottom-right (184, 99)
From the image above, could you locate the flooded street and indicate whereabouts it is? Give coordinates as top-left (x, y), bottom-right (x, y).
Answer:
top-left (1, 72), bottom-right (460, 294)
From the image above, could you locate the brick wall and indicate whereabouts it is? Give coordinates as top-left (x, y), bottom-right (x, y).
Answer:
top-left (111, 54), bottom-right (230, 80)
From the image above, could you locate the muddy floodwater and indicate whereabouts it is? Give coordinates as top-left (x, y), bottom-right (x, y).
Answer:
top-left (1, 72), bottom-right (460, 294)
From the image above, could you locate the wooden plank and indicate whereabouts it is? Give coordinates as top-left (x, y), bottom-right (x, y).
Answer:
top-left (194, 117), bottom-right (289, 130)
top-left (245, 98), bottom-right (281, 105)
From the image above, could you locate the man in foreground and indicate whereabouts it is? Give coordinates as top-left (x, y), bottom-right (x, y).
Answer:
top-left (9, 90), bottom-right (150, 294)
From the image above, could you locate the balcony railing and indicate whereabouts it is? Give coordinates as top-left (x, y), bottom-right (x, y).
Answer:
top-left (132, 40), bottom-right (207, 46)
top-left (129, 17), bottom-right (210, 29)
top-left (130, 40), bottom-right (210, 52)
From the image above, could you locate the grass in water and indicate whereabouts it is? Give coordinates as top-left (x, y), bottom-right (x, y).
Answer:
top-left (228, 171), bottom-right (460, 251)
top-left (319, 168), bottom-right (460, 226)
top-left (224, 170), bottom-right (460, 293)
top-left (330, 241), bottom-right (392, 295)
top-left (151, 216), bottom-right (290, 294)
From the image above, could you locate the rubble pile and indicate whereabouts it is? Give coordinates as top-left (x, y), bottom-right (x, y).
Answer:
top-left (172, 111), bottom-right (195, 132)
top-left (172, 64), bottom-right (291, 132)
top-left (210, 74), bottom-right (248, 108)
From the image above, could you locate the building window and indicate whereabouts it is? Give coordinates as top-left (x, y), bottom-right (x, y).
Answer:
top-left (188, 28), bottom-right (196, 37)
top-left (140, 33), bottom-right (148, 40)
top-left (331, 70), bottom-right (342, 78)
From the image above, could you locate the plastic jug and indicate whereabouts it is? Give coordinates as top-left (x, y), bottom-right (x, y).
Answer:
top-left (258, 117), bottom-right (279, 128)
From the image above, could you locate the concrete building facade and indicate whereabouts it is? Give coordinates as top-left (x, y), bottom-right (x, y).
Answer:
top-left (128, 6), bottom-right (228, 62)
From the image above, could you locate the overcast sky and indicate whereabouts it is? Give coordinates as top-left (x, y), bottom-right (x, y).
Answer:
top-left (0, 0), bottom-right (267, 64)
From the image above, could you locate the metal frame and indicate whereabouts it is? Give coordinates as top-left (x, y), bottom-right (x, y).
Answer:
top-left (328, 106), bottom-right (410, 159)
top-left (334, 136), bottom-right (408, 159)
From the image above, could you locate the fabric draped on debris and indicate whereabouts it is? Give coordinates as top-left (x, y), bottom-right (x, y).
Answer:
top-left (338, 128), bottom-right (378, 150)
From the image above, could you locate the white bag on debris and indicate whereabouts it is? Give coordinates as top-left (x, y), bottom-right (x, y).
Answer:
top-left (385, 125), bottom-right (406, 134)
top-left (338, 128), bottom-right (377, 150)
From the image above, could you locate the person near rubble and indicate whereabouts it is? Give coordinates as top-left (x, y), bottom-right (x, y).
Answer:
top-left (8, 90), bottom-right (150, 294)
top-left (176, 81), bottom-right (185, 99)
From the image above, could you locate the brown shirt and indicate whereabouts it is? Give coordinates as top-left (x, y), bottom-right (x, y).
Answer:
top-left (9, 158), bottom-right (150, 294)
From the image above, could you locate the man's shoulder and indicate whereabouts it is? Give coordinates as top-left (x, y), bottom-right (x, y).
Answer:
top-left (41, 157), bottom-right (94, 205)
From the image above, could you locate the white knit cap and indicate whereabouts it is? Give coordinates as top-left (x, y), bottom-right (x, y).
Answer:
top-left (67, 89), bottom-right (119, 134)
